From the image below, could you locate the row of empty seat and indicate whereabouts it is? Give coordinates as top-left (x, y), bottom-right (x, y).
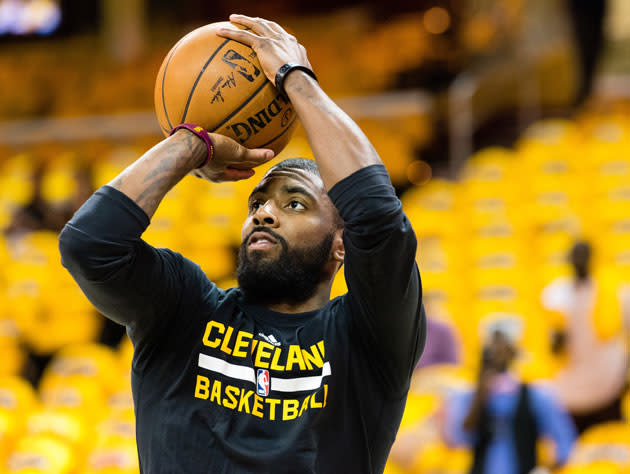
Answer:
top-left (0, 110), bottom-right (629, 472)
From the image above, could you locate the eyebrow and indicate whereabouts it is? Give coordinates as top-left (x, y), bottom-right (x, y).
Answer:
top-left (282, 185), bottom-right (316, 201)
top-left (249, 183), bottom-right (317, 202)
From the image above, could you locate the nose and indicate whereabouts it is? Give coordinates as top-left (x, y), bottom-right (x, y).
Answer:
top-left (252, 201), bottom-right (279, 227)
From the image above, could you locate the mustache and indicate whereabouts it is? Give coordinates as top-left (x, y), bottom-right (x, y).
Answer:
top-left (243, 227), bottom-right (288, 249)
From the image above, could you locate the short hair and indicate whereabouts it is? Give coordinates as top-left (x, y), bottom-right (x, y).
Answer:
top-left (266, 157), bottom-right (320, 177)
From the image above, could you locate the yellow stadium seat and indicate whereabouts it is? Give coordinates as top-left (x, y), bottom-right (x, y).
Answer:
top-left (0, 379), bottom-right (39, 457)
top-left (94, 411), bottom-right (136, 447)
top-left (593, 160), bottom-right (630, 198)
top-left (468, 236), bottom-right (526, 269)
top-left (461, 147), bottom-right (516, 182)
top-left (5, 231), bottom-right (102, 355)
top-left (0, 410), bottom-right (19, 467)
top-left (82, 438), bottom-right (139, 474)
top-left (520, 118), bottom-right (581, 144)
top-left (0, 154), bottom-right (34, 206)
top-left (403, 178), bottom-right (460, 238)
top-left (2, 264), bottom-right (45, 304)
top-left (472, 275), bottom-right (531, 305)
top-left (92, 148), bottom-right (137, 187)
top-left (579, 422), bottom-right (630, 446)
top-left (0, 376), bottom-right (39, 464)
top-left (537, 232), bottom-right (576, 263)
top-left (18, 292), bottom-right (100, 357)
top-left (0, 318), bottom-right (24, 377)
top-left (40, 344), bottom-right (121, 397)
top-left (411, 443), bottom-right (472, 474)
top-left (568, 422), bottom-right (630, 468)
top-left (188, 181), bottom-right (250, 246)
top-left (398, 393), bottom-right (440, 431)
top-left (187, 244), bottom-right (236, 282)
top-left (40, 379), bottom-right (107, 423)
top-left (470, 217), bottom-right (526, 241)
top-left (595, 232), bottom-right (630, 271)
top-left (557, 463), bottom-right (625, 474)
top-left (593, 186), bottom-right (630, 229)
top-left (25, 409), bottom-right (90, 453)
top-left (41, 159), bottom-right (77, 204)
top-left (5, 434), bottom-right (75, 474)
top-left (0, 375), bottom-right (38, 412)
top-left (419, 268), bottom-right (468, 316)
top-left (106, 389), bottom-right (134, 420)
top-left (417, 234), bottom-right (464, 272)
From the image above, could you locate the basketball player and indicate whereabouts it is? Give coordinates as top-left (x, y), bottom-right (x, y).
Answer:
top-left (59, 14), bottom-right (425, 473)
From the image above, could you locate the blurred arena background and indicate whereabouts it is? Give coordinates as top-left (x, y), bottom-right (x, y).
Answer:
top-left (0, 0), bottom-right (629, 473)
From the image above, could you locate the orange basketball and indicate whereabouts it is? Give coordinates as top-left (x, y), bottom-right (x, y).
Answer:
top-left (154, 22), bottom-right (297, 154)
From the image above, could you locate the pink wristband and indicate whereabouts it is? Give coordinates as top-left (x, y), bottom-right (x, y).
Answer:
top-left (170, 123), bottom-right (214, 168)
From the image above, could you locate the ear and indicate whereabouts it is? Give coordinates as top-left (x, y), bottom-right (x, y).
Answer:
top-left (331, 228), bottom-right (344, 263)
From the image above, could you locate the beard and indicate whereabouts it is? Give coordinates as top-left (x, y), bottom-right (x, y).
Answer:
top-left (236, 227), bottom-right (335, 306)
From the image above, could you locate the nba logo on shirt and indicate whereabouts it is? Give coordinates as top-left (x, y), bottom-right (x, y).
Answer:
top-left (256, 369), bottom-right (270, 397)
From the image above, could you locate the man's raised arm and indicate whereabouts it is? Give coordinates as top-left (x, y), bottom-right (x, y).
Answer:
top-left (220, 16), bottom-right (426, 393)
top-left (59, 130), bottom-right (272, 333)
top-left (218, 15), bottom-right (382, 190)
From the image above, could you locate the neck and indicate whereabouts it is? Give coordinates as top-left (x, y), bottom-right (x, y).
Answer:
top-left (574, 274), bottom-right (591, 286)
top-left (264, 279), bottom-right (333, 314)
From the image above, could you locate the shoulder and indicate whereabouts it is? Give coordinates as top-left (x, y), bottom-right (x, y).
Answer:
top-left (526, 383), bottom-right (561, 409)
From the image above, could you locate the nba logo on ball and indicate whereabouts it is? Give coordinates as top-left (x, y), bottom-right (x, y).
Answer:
top-left (257, 369), bottom-right (270, 397)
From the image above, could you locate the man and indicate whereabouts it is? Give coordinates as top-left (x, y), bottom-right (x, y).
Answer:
top-left (444, 325), bottom-right (575, 474)
top-left (59, 14), bottom-right (426, 474)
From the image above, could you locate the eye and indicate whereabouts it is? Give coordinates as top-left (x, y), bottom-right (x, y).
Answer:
top-left (250, 200), bottom-right (262, 211)
top-left (288, 200), bottom-right (305, 210)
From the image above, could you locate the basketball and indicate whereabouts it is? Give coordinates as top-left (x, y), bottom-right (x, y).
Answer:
top-left (154, 22), bottom-right (297, 155)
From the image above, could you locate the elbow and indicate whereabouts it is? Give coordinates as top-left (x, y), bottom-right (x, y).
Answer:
top-left (58, 224), bottom-right (84, 273)
top-left (58, 223), bottom-right (132, 281)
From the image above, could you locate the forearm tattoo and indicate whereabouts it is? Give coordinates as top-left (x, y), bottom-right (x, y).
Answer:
top-left (109, 131), bottom-right (205, 218)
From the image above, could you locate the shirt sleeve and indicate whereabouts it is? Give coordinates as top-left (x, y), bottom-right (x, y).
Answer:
top-left (443, 390), bottom-right (476, 447)
top-left (530, 386), bottom-right (577, 465)
top-left (58, 185), bottom-right (214, 343)
top-left (328, 165), bottom-right (426, 395)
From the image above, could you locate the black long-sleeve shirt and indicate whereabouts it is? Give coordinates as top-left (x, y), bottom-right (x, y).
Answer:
top-left (59, 164), bottom-right (426, 474)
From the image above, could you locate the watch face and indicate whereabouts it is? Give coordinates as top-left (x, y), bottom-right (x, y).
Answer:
top-left (275, 64), bottom-right (293, 94)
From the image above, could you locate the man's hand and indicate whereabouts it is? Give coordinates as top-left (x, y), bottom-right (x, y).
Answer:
top-left (217, 14), bottom-right (311, 83)
top-left (109, 129), bottom-right (273, 218)
top-left (190, 131), bottom-right (274, 183)
top-left (220, 14), bottom-right (381, 190)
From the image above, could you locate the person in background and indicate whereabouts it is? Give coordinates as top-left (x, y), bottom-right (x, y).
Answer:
top-left (416, 316), bottom-right (459, 369)
top-left (541, 241), bottom-right (592, 316)
top-left (544, 241), bottom-right (629, 433)
top-left (444, 324), bottom-right (576, 474)
top-left (4, 162), bottom-right (94, 237)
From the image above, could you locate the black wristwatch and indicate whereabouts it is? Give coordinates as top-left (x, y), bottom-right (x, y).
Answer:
top-left (274, 63), bottom-right (318, 99)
